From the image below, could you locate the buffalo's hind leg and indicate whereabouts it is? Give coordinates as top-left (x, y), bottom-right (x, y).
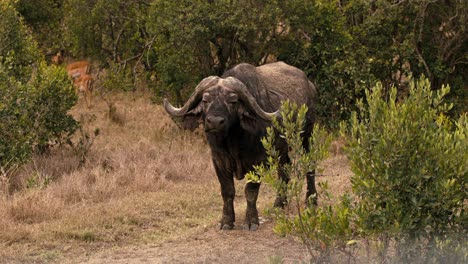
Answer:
top-left (274, 155), bottom-right (290, 208)
top-left (244, 182), bottom-right (260, 231)
top-left (304, 122), bottom-right (318, 206)
top-left (306, 170), bottom-right (317, 206)
top-left (273, 159), bottom-right (317, 207)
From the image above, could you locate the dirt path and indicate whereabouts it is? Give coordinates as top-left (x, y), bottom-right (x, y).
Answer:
top-left (72, 220), bottom-right (309, 264)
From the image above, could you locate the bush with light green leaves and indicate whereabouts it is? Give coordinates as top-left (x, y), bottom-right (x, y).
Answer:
top-left (343, 76), bottom-right (467, 262)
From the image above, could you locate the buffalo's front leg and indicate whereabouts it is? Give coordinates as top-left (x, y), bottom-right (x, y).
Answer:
top-left (244, 182), bottom-right (260, 231)
top-left (214, 162), bottom-right (235, 230)
top-left (220, 179), bottom-right (235, 230)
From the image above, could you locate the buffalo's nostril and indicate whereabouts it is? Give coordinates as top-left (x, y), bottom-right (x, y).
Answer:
top-left (207, 116), bottom-right (225, 127)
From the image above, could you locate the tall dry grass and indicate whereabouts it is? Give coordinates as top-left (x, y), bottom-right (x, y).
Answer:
top-left (0, 92), bottom-right (218, 255)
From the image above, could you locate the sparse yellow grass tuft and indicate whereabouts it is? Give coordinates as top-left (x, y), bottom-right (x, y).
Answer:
top-left (7, 190), bottom-right (63, 224)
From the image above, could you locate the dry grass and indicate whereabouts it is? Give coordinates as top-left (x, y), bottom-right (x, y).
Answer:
top-left (0, 91), bottom-right (352, 263)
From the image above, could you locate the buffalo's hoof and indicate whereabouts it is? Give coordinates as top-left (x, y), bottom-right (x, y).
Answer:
top-left (274, 197), bottom-right (288, 208)
top-left (306, 196), bottom-right (318, 207)
top-left (218, 223), bottom-right (234, 230)
top-left (243, 223), bottom-right (259, 231)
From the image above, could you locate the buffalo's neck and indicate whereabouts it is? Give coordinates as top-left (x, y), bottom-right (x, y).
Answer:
top-left (206, 124), bottom-right (266, 180)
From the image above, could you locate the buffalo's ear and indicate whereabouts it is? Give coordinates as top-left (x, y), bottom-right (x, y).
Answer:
top-left (181, 104), bottom-right (203, 131)
top-left (238, 105), bottom-right (262, 134)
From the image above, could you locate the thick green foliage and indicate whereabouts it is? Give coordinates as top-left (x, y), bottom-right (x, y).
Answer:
top-left (31, 0), bottom-right (466, 124)
top-left (0, 1), bottom-right (78, 169)
top-left (0, 62), bottom-right (78, 168)
top-left (146, 0), bottom-right (466, 124)
top-left (280, 0), bottom-right (467, 125)
top-left (0, 64), bottom-right (32, 167)
top-left (345, 77), bottom-right (466, 262)
top-left (28, 63), bottom-right (78, 152)
top-left (63, 0), bottom-right (151, 61)
top-left (148, 0), bottom-right (284, 104)
top-left (344, 77), bottom-right (467, 262)
top-left (15, 0), bottom-right (65, 54)
top-left (277, 0), bottom-right (374, 124)
top-left (0, 0), bottom-right (40, 82)
top-left (347, 77), bottom-right (466, 238)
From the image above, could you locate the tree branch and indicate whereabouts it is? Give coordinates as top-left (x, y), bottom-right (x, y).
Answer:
top-left (413, 1), bottom-right (432, 81)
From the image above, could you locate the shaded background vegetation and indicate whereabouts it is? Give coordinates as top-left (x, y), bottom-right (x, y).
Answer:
top-left (13, 0), bottom-right (468, 121)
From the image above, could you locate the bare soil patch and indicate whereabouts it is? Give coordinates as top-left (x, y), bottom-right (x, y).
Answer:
top-left (73, 221), bottom-right (309, 264)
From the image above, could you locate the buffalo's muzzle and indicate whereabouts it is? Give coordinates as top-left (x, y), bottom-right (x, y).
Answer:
top-left (205, 116), bottom-right (226, 131)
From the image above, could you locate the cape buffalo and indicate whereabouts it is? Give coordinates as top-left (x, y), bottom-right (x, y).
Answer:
top-left (164, 62), bottom-right (317, 231)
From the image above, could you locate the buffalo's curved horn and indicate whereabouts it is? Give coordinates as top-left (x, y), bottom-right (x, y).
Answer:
top-left (224, 77), bottom-right (281, 121)
top-left (164, 76), bottom-right (220, 117)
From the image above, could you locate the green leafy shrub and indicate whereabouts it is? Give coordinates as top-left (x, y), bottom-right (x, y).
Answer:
top-left (1, 62), bottom-right (78, 168)
top-left (29, 63), bottom-right (78, 152)
top-left (15, 0), bottom-right (65, 54)
top-left (344, 76), bottom-right (467, 261)
top-left (0, 62), bottom-right (33, 167)
top-left (147, 0), bottom-right (286, 104)
top-left (0, 1), bottom-right (78, 170)
top-left (63, 0), bottom-right (151, 62)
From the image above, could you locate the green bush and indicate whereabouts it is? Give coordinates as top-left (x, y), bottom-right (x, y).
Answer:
top-left (147, 0), bottom-right (286, 104)
top-left (28, 63), bottom-right (78, 152)
top-left (0, 1), bottom-right (78, 170)
top-left (344, 76), bottom-right (467, 261)
top-left (1, 61), bottom-right (78, 167)
top-left (63, 0), bottom-right (151, 61)
top-left (15, 0), bottom-right (65, 54)
top-left (0, 62), bottom-right (33, 167)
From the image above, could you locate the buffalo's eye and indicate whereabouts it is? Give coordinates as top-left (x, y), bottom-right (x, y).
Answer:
top-left (227, 94), bottom-right (238, 105)
top-left (202, 94), bottom-right (212, 104)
